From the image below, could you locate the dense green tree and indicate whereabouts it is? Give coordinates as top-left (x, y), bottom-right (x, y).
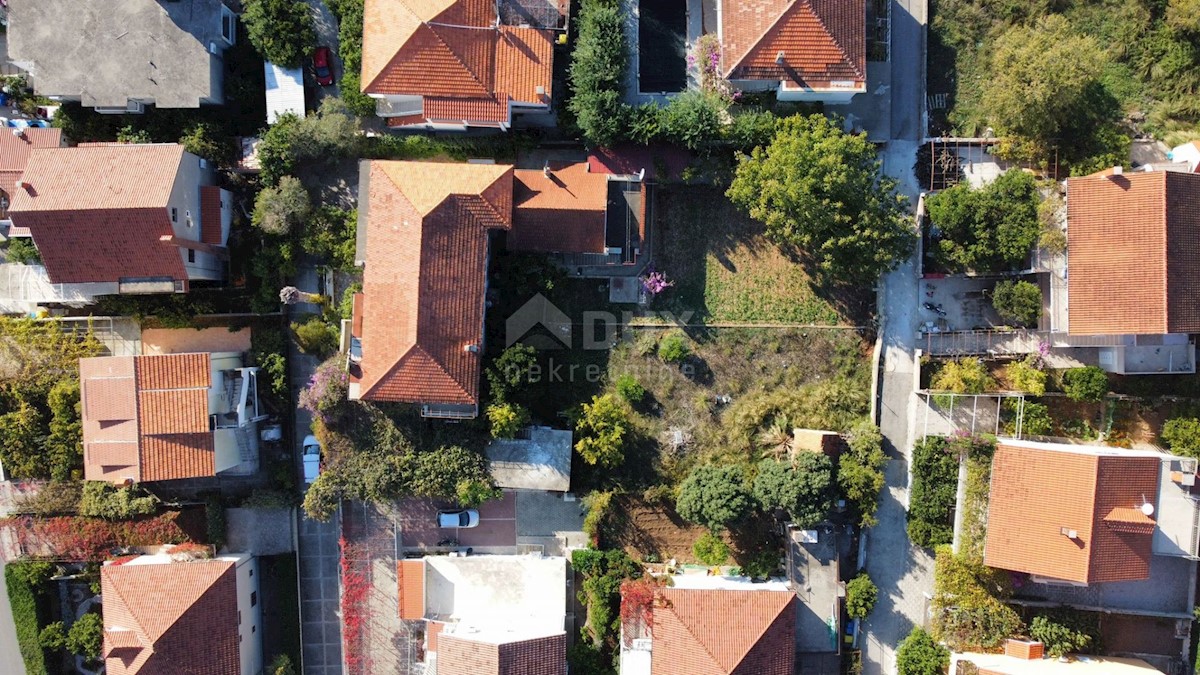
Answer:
top-left (1063, 366), bottom-right (1108, 403)
top-left (300, 206), bottom-right (357, 271)
top-left (692, 531), bottom-right (731, 565)
top-left (1161, 417), bottom-right (1200, 459)
top-left (45, 380), bottom-right (83, 480)
top-left (991, 279), bottom-right (1043, 326)
top-left (575, 394), bottom-right (629, 468)
top-left (66, 613), bottom-right (103, 659)
top-left (0, 403), bottom-right (45, 480)
top-left (567, 0), bottom-right (629, 146)
top-left (896, 627), bottom-right (949, 675)
top-left (1168, 0), bottom-right (1200, 34)
top-left (657, 331), bottom-right (690, 364)
top-left (242, 0), bottom-right (316, 67)
top-left (727, 114), bottom-right (913, 285)
top-left (486, 402), bottom-right (529, 439)
top-left (179, 121), bottom-right (237, 168)
top-left (1005, 356), bottom-right (1046, 396)
top-left (907, 437), bottom-right (960, 548)
top-left (677, 464), bottom-right (751, 531)
top-left (752, 455), bottom-right (834, 528)
top-left (839, 421), bottom-right (888, 527)
top-left (981, 16), bottom-right (1108, 144)
top-left (926, 170), bottom-right (1041, 273)
top-left (259, 99), bottom-right (364, 185)
top-left (845, 572), bottom-right (878, 620)
top-left (253, 176), bottom-right (311, 236)
top-left (6, 238), bottom-right (40, 264)
top-left (485, 344), bottom-right (538, 404)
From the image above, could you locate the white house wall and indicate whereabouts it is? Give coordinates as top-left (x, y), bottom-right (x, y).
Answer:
top-left (229, 554), bottom-right (263, 675)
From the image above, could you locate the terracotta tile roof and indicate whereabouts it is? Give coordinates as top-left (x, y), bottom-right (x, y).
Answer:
top-left (398, 559), bottom-right (425, 619)
top-left (199, 185), bottom-right (224, 245)
top-left (361, 0), bottom-right (553, 118)
top-left (437, 633), bottom-right (566, 675)
top-left (424, 95), bottom-right (510, 123)
top-left (0, 127), bottom-right (61, 198)
top-left (511, 163), bottom-right (608, 253)
top-left (427, 620), bottom-right (445, 651)
top-left (720, 0), bottom-right (865, 88)
top-left (984, 441), bottom-right (1162, 584)
top-left (649, 587), bottom-right (795, 675)
top-left (81, 353), bottom-right (216, 483)
top-left (357, 161), bottom-right (512, 408)
top-left (101, 557), bottom-right (240, 675)
top-left (1067, 171), bottom-right (1200, 335)
top-left (9, 144), bottom-right (189, 284)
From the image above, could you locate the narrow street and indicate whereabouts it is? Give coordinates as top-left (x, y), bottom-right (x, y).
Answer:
top-left (290, 263), bottom-right (345, 675)
top-left (859, 0), bottom-right (934, 666)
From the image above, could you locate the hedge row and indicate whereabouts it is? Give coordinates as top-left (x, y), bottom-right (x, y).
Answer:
top-left (5, 563), bottom-right (49, 675)
top-left (906, 436), bottom-right (959, 548)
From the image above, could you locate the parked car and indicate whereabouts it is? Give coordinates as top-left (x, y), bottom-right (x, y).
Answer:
top-left (302, 435), bottom-right (321, 485)
top-left (437, 509), bottom-right (479, 528)
top-left (313, 46), bottom-right (335, 86)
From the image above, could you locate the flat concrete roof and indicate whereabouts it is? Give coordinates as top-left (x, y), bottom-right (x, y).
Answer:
top-left (425, 555), bottom-right (567, 639)
top-left (485, 427), bottom-right (572, 492)
top-left (953, 652), bottom-right (1162, 674)
top-left (9, 0), bottom-right (227, 108)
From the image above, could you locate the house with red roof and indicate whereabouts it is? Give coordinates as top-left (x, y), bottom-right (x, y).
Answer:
top-left (0, 127), bottom-right (62, 222)
top-left (397, 554), bottom-right (568, 674)
top-left (348, 160), bottom-right (513, 418)
top-left (984, 439), bottom-right (1200, 585)
top-left (360, 0), bottom-right (562, 131)
top-left (715, 0), bottom-right (866, 103)
top-left (101, 547), bottom-right (261, 675)
top-left (620, 577), bottom-right (797, 675)
top-left (509, 162), bottom-right (649, 273)
top-left (7, 143), bottom-right (232, 301)
top-left (80, 352), bottom-right (267, 484)
top-left (1058, 168), bottom-right (1200, 374)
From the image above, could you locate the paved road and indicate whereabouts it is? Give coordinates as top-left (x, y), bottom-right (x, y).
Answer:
top-left (889, 0), bottom-right (928, 141)
top-left (290, 264), bottom-right (345, 675)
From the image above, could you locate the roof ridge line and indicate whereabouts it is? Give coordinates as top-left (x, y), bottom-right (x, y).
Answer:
top-left (426, 22), bottom-right (494, 95)
top-left (102, 574), bottom-right (154, 650)
top-left (800, 0), bottom-right (864, 80)
top-left (726, 0), bottom-right (799, 74)
top-left (667, 599), bottom-right (729, 673)
top-left (411, 343), bottom-right (475, 401)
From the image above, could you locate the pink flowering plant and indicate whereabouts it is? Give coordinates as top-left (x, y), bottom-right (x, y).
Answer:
top-left (299, 358), bottom-right (349, 424)
top-left (641, 269), bottom-right (674, 296)
top-left (689, 35), bottom-right (737, 102)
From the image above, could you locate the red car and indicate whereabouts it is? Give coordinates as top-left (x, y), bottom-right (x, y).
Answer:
top-left (313, 47), bottom-right (335, 86)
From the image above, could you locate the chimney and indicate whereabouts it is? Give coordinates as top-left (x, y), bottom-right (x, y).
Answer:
top-left (1004, 639), bottom-right (1045, 660)
top-left (1059, 526), bottom-right (1078, 539)
top-left (775, 51), bottom-right (785, 65)
top-left (464, 344), bottom-right (480, 354)
top-left (14, 180), bottom-right (27, 190)
top-left (543, 162), bottom-right (551, 178)
top-left (11, 127), bottom-right (23, 138)
top-left (1108, 166), bottom-right (1124, 179)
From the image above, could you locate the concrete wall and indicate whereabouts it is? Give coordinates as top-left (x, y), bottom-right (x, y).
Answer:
top-left (169, 151), bottom-right (225, 280)
top-left (230, 554), bottom-right (263, 675)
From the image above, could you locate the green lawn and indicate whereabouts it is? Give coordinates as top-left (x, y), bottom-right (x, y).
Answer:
top-left (654, 185), bottom-right (864, 325)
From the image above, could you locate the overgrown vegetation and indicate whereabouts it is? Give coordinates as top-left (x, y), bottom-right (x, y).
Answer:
top-left (839, 421), bottom-right (888, 527)
top-left (1029, 611), bottom-right (1100, 658)
top-left (241, 0), bottom-right (316, 67)
top-left (325, 0), bottom-right (377, 116)
top-left (930, 358), bottom-right (995, 396)
top-left (0, 318), bottom-right (102, 480)
top-left (931, 545), bottom-right (1022, 651)
top-left (846, 572), bottom-right (879, 620)
top-left (78, 482), bottom-right (158, 520)
top-left (1162, 416), bottom-right (1200, 459)
top-left (573, 548), bottom-right (641, 652)
top-left (1063, 366), bottom-right (1109, 402)
top-left (896, 627), bottom-right (950, 675)
top-left (5, 561), bottom-right (51, 675)
top-left (929, 0), bottom-right (1200, 166)
top-left (752, 454), bottom-right (834, 528)
top-left (677, 464), bottom-right (751, 531)
top-left (925, 170), bottom-right (1041, 274)
top-left (907, 436), bottom-right (961, 548)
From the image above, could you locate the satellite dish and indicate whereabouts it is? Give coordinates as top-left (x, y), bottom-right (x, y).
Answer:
top-left (1141, 502), bottom-right (1155, 517)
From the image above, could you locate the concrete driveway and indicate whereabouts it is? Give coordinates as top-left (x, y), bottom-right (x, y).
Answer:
top-left (397, 492), bottom-right (518, 552)
top-left (304, 0), bottom-right (341, 102)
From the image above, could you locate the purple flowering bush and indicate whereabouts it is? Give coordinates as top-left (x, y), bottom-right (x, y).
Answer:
top-left (690, 35), bottom-right (736, 102)
top-left (641, 270), bottom-right (674, 296)
top-left (299, 358), bottom-right (349, 424)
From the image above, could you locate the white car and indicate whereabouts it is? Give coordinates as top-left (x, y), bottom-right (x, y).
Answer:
top-left (302, 435), bottom-right (321, 485)
top-left (437, 509), bottom-right (480, 528)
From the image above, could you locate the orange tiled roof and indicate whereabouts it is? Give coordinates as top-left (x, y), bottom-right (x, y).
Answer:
top-left (0, 127), bottom-right (61, 199)
top-left (362, 0), bottom-right (553, 121)
top-left (81, 353), bottom-right (216, 483)
top-left (650, 587), bottom-right (795, 675)
top-left (1067, 171), bottom-right (1200, 335)
top-left (984, 441), bottom-right (1161, 584)
top-left (398, 559), bottom-right (425, 619)
top-left (101, 557), bottom-right (240, 675)
top-left (511, 163), bottom-right (608, 254)
top-left (356, 161), bottom-right (513, 408)
top-left (10, 144), bottom-right (189, 284)
top-left (720, 0), bottom-right (865, 88)
top-left (199, 185), bottom-right (224, 245)
top-left (437, 633), bottom-right (566, 675)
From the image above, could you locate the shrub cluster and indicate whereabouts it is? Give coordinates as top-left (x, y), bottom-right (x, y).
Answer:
top-left (907, 437), bottom-right (960, 548)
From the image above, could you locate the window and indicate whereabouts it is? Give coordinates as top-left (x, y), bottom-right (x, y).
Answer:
top-left (0, 189), bottom-right (9, 220)
top-left (171, 207), bottom-right (177, 223)
top-left (187, 249), bottom-right (196, 263)
top-left (221, 7), bottom-right (236, 44)
top-left (251, 591), bottom-right (257, 607)
top-left (249, 568), bottom-right (253, 577)
top-left (252, 625), bottom-right (256, 633)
